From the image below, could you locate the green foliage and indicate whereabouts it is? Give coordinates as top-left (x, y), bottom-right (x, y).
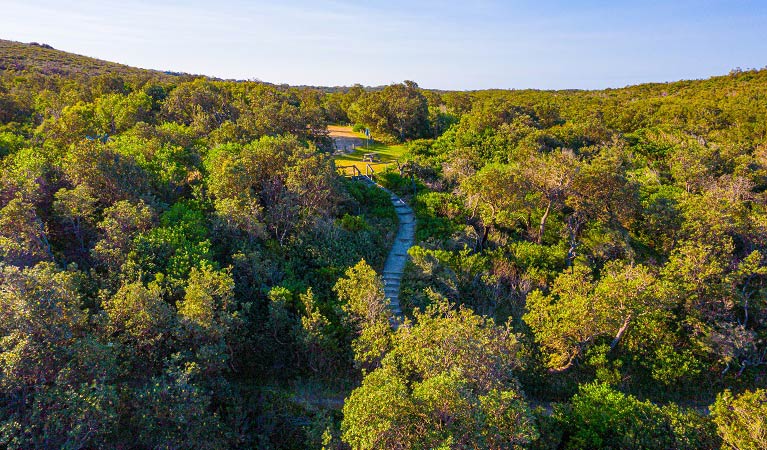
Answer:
top-left (62, 140), bottom-right (152, 204)
top-left (412, 191), bottom-right (465, 241)
top-left (648, 343), bottom-right (702, 386)
top-left (553, 383), bottom-right (719, 449)
top-left (102, 280), bottom-right (174, 367)
top-left (120, 200), bottom-right (212, 289)
top-left (9, 381), bottom-right (119, 449)
top-left (336, 213), bottom-right (370, 232)
top-left (524, 261), bottom-right (662, 372)
top-left (205, 134), bottom-right (337, 245)
top-left (0, 131), bottom-right (25, 159)
top-left (108, 134), bottom-right (196, 199)
top-left (132, 361), bottom-right (228, 449)
top-left (710, 389), bottom-right (767, 450)
top-left (91, 199), bottom-right (155, 274)
top-left (0, 196), bottom-right (53, 267)
top-left (375, 169), bottom-right (411, 194)
top-left (0, 263), bottom-right (123, 449)
top-left (178, 263), bottom-right (235, 337)
top-left (342, 178), bottom-right (397, 221)
top-left (334, 259), bottom-right (392, 369)
top-left (0, 262), bottom-right (86, 392)
top-left (404, 246), bottom-right (492, 313)
top-left (347, 81), bottom-right (429, 142)
top-left (53, 184), bottom-right (98, 257)
top-left (342, 299), bottom-right (537, 449)
top-left (295, 288), bottom-right (339, 373)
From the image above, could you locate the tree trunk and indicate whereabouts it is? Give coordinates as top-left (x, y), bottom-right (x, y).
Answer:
top-left (538, 199), bottom-right (553, 244)
top-left (548, 350), bottom-right (581, 374)
top-left (478, 224), bottom-right (490, 251)
top-left (565, 216), bottom-right (581, 268)
top-left (34, 215), bottom-right (55, 261)
top-left (610, 314), bottom-right (632, 351)
top-left (566, 237), bottom-right (577, 268)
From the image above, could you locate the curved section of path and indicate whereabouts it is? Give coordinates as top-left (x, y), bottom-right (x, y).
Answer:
top-left (359, 176), bottom-right (415, 326)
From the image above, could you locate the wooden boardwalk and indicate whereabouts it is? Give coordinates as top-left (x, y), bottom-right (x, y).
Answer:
top-left (357, 175), bottom-right (415, 327)
top-left (332, 127), bottom-right (414, 327)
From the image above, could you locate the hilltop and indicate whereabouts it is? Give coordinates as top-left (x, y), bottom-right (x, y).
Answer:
top-left (0, 39), bottom-right (189, 80)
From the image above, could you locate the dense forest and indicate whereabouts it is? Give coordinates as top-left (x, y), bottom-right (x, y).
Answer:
top-left (1, 39), bottom-right (766, 449)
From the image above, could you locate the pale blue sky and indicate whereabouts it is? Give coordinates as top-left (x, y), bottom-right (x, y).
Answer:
top-left (1, 0), bottom-right (766, 90)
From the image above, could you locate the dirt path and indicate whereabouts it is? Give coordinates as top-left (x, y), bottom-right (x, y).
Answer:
top-left (328, 125), bottom-right (366, 153)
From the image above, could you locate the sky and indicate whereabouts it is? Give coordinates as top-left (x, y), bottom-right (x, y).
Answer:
top-left (1, 0), bottom-right (766, 90)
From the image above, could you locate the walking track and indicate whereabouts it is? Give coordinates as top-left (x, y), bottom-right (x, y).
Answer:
top-left (359, 176), bottom-right (415, 326)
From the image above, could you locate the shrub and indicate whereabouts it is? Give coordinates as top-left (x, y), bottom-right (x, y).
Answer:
top-left (553, 383), bottom-right (719, 449)
top-left (710, 388), bottom-right (767, 450)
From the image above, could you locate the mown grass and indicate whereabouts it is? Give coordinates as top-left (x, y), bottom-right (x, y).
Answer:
top-left (331, 126), bottom-right (407, 174)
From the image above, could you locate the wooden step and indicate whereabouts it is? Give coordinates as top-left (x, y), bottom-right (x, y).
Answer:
top-left (352, 179), bottom-right (418, 327)
top-left (383, 271), bottom-right (404, 276)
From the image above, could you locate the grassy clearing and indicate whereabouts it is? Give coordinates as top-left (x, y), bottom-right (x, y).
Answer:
top-left (335, 142), bottom-right (408, 173)
top-left (330, 126), bottom-right (407, 173)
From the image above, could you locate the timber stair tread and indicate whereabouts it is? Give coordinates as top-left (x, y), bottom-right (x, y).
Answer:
top-left (352, 176), bottom-right (416, 329)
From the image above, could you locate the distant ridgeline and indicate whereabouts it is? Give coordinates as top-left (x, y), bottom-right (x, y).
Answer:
top-left (0, 39), bottom-right (194, 79)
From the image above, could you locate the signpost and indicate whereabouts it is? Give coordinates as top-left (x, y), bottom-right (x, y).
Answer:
top-left (364, 128), bottom-right (371, 148)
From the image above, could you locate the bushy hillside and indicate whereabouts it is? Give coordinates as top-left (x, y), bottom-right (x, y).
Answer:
top-left (1, 41), bottom-right (766, 449)
top-left (0, 39), bottom-right (188, 80)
